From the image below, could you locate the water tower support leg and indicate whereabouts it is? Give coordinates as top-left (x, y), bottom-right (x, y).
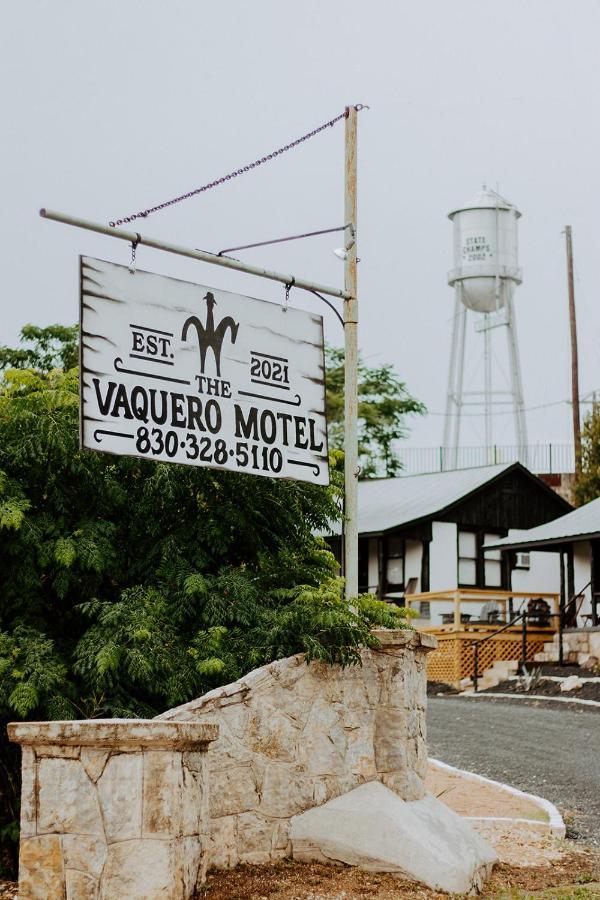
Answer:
top-left (443, 291), bottom-right (462, 464)
top-left (451, 303), bottom-right (468, 467)
top-left (484, 314), bottom-right (492, 458)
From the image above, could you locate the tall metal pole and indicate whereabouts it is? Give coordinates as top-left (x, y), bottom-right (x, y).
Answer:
top-left (565, 226), bottom-right (582, 475)
top-left (344, 106), bottom-right (359, 601)
top-left (505, 286), bottom-right (528, 462)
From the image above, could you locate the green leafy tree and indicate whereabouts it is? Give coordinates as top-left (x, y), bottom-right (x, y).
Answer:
top-left (0, 324), bottom-right (78, 373)
top-left (0, 326), bottom-right (411, 874)
top-left (575, 405), bottom-right (600, 505)
top-left (325, 346), bottom-right (425, 478)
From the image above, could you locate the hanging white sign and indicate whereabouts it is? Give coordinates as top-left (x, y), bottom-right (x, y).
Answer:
top-left (80, 257), bottom-right (329, 485)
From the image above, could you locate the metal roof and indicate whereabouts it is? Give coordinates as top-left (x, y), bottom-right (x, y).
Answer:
top-left (484, 496), bottom-right (600, 551)
top-left (327, 463), bottom-right (515, 536)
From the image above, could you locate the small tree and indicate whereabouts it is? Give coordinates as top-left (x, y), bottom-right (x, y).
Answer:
top-left (575, 404), bottom-right (600, 505)
top-left (325, 346), bottom-right (425, 478)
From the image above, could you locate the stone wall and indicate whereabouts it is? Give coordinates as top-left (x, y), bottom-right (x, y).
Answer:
top-left (158, 629), bottom-right (437, 868)
top-left (8, 719), bottom-right (218, 900)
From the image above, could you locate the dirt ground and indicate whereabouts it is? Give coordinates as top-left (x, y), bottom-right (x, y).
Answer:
top-left (426, 763), bottom-right (548, 823)
top-left (197, 854), bottom-right (600, 899)
top-left (479, 678), bottom-right (600, 702)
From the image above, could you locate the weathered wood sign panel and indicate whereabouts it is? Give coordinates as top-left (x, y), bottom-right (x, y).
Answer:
top-left (80, 257), bottom-right (329, 484)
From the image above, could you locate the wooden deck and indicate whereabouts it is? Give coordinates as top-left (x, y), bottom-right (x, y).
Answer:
top-left (405, 589), bottom-right (559, 687)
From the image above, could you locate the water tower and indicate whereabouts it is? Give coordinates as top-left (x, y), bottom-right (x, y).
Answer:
top-left (443, 187), bottom-right (527, 466)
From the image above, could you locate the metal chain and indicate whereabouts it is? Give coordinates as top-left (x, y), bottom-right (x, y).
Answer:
top-left (109, 110), bottom-right (349, 228)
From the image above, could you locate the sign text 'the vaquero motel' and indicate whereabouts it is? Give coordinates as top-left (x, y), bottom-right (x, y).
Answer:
top-left (80, 258), bottom-right (329, 485)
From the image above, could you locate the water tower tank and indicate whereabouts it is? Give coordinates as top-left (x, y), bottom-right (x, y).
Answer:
top-left (447, 187), bottom-right (522, 313)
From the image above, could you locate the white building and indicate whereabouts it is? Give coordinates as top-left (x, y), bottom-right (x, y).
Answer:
top-left (485, 496), bottom-right (600, 626)
top-left (327, 462), bottom-right (571, 626)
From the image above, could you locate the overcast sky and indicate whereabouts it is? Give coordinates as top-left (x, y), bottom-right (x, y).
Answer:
top-left (3, 0), bottom-right (600, 452)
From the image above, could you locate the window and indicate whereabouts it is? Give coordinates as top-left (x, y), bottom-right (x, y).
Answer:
top-left (458, 531), bottom-right (477, 585)
top-left (384, 536), bottom-right (404, 592)
top-left (458, 530), bottom-right (505, 588)
top-left (483, 534), bottom-right (502, 587)
top-left (419, 600), bottom-right (431, 618)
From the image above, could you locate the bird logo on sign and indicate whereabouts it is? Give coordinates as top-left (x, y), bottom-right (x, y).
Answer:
top-left (181, 292), bottom-right (239, 377)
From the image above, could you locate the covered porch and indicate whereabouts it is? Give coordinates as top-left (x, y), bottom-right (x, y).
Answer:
top-left (405, 588), bottom-right (559, 687)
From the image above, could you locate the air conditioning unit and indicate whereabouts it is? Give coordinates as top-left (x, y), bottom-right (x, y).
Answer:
top-left (515, 551), bottom-right (531, 570)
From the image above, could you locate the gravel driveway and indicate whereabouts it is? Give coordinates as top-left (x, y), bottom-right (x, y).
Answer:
top-left (427, 696), bottom-right (600, 846)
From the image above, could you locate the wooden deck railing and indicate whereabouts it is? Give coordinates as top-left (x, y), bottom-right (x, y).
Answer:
top-left (405, 588), bottom-right (560, 632)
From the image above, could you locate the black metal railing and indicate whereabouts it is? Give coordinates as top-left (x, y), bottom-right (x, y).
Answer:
top-left (556, 580), bottom-right (592, 665)
top-left (472, 583), bottom-right (593, 689)
top-left (472, 610), bottom-right (528, 693)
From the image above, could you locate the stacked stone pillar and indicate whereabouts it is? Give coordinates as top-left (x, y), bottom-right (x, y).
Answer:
top-left (8, 719), bottom-right (218, 900)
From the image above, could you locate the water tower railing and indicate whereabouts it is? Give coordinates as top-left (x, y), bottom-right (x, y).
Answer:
top-left (379, 444), bottom-right (574, 477)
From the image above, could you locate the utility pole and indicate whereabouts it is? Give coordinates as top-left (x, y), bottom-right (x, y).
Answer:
top-left (565, 226), bottom-right (581, 475)
top-left (344, 106), bottom-right (359, 601)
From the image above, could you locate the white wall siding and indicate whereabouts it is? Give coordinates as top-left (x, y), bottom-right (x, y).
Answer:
top-left (511, 549), bottom-right (561, 596)
top-left (573, 541), bottom-right (592, 616)
top-left (405, 540), bottom-right (423, 590)
top-left (430, 522), bottom-right (457, 590)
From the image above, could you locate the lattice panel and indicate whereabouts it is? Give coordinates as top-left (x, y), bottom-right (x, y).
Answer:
top-left (426, 639), bottom-right (461, 685)
top-left (426, 635), bottom-right (548, 686)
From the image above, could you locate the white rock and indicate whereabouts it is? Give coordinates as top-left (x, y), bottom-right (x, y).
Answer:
top-left (290, 781), bottom-right (497, 895)
top-left (560, 675), bottom-right (583, 692)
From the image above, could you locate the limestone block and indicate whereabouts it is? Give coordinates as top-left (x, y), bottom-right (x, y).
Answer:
top-left (343, 726), bottom-right (377, 780)
top-left (208, 816), bottom-right (238, 869)
top-left (209, 763), bottom-right (259, 817)
top-left (19, 834), bottom-right (64, 900)
top-left (142, 750), bottom-right (183, 838)
top-left (100, 838), bottom-right (175, 899)
top-left (181, 758), bottom-right (207, 836)
top-left (35, 744), bottom-right (81, 759)
top-left (236, 812), bottom-right (278, 864)
top-left (98, 752), bottom-right (143, 841)
top-left (81, 748), bottom-right (110, 782)
top-left (61, 834), bottom-right (107, 878)
top-left (297, 700), bottom-right (349, 776)
top-left (38, 758), bottom-right (103, 836)
top-left (272, 819), bottom-right (291, 852)
top-left (259, 764), bottom-right (315, 818)
top-left (381, 769), bottom-right (426, 802)
top-left (374, 708), bottom-right (408, 773)
top-left (174, 836), bottom-right (206, 894)
top-left (66, 868), bottom-right (99, 899)
top-left (247, 703), bottom-right (302, 762)
top-left (19, 747), bottom-right (36, 838)
top-left (317, 774), bottom-right (362, 806)
top-left (291, 781), bottom-right (497, 895)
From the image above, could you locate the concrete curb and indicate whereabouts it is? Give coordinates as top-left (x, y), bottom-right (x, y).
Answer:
top-left (459, 691), bottom-right (600, 709)
top-left (429, 757), bottom-right (566, 838)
